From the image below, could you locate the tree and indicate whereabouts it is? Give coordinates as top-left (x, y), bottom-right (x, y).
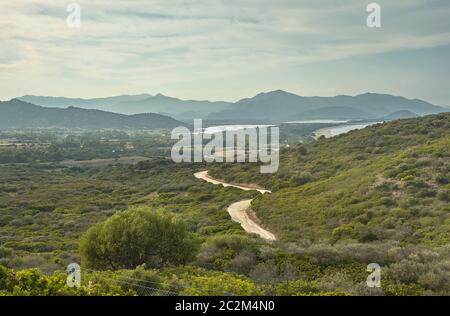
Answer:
top-left (80, 207), bottom-right (199, 270)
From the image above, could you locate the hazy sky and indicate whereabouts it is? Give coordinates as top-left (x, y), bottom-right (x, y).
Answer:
top-left (1, 0), bottom-right (450, 105)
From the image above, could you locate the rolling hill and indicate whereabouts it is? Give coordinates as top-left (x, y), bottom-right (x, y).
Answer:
top-left (0, 99), bottom-right (186, 130)
top-left (294, 106), bottom-right (370, 120)
top-left (378, 110), bottom-right (419, 121)
top-left (209, 112), bottom-right (450, 244)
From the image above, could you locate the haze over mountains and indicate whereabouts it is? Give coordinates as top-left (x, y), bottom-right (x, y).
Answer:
top-left (205, 90), bottom-right (446, 121)
top-left (0, 99), bottom-right (185, 130)
top-left (19, 94), bottom-right (230, 121)
top-left (18, 90), bottom-right (448, 122)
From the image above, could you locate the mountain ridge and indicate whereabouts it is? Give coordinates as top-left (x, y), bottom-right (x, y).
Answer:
top-left (0, 99), bottom-right (186, 130)
top-left (209, 90), bottom-right (445, 121)
top-left (17, 90), bottom-right (448, 121)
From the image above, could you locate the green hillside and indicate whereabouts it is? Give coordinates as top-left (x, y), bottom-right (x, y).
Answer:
top-left (210, 113), bottom-right (450, 244)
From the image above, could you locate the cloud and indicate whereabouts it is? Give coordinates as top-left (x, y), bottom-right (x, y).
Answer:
top-left (1, 0), bottom-right (450, 101)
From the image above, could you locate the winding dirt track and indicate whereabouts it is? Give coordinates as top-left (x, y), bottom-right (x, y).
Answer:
top-left (194, 171), bottom-right (276, 241)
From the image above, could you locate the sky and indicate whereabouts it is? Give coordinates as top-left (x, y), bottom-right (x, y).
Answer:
top-left (1, 0), bottom-right (450, 105)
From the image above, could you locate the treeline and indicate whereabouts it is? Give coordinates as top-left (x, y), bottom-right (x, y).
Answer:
top-left (0, 130), bottom-right (174, 163)
top-left (0, 146), bottom-right (62, 164)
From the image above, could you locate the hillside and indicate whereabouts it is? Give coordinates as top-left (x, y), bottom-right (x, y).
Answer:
top-left (206, 90), bottom-right (446, 121)
top-left (295, 106), bottom-right (370, 120)
top-left (209, 113), bottom-right (450, 244)
top-left (0, 99), bottom-right (186, 130)
top-left (379, 110), bottom-right (419, 121)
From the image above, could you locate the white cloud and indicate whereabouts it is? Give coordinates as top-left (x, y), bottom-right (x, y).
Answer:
top-left (1, 0), bottom-right (450, 101)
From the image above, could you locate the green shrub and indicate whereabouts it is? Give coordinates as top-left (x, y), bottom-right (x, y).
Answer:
top-left (80, 207), bottom-right (199, 270)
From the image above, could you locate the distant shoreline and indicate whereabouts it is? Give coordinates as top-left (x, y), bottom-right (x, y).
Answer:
top-left (313, 121), bottom-right (384, 139)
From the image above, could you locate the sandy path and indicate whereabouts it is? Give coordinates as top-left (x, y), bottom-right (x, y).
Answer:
top-left (194, 171), bottom-right (271, 194)
top-left (194, 171), bottom-right (276, 240)
top-left (227, 199), bottom-right (276, 240)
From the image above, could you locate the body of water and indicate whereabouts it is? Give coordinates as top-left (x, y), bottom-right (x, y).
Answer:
top-left (284, 120), bottom-right (349, 124)
top-left (202, 121), bottom-right (383, 138)
top-left (203, 124), bottom-right (274, 134)
top-left (316, 122), bottom-right (383, 138)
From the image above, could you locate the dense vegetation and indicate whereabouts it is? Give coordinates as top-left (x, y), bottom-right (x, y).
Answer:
top-left (1, 113), bottom-right (449, 295)
top-left (0, 160), bottom-right (256, 272)
top-left (210, 113), bottom-right (450, 244)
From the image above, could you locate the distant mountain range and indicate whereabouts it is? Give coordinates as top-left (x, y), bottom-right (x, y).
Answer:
top-left (18, 90), bottom-right (448, 122)
top-left (19, 94), bottom-right (230, 120)
top-left (205, 90), bottom-right (446, 121)
top-left (0, 99), bottom-right (186, 130)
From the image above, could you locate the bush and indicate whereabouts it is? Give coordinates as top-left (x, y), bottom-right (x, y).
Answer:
top-left (196, 235), bottom-right (259, 272)
top-left (437, 190), bottom-right (449, 202)
top-left (290, 172), bottom-right (313, 186)
top-left (179, 272), bottom-right (264, 296)
top-left (434, 173), bottom-right (448, 185)
top-left (80, 207), bottom-right (199, 270)
top-left (332, 224), bottom-right (355, 241)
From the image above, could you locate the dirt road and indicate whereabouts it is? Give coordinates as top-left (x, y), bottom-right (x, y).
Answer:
top-left (194, 171), bottom-right (276, 240)
top-left (194, 171), bottom-right (271, 194)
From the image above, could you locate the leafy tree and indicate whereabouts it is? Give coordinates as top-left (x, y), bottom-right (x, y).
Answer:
top-left (80, 207), bottom-right (199, 270)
